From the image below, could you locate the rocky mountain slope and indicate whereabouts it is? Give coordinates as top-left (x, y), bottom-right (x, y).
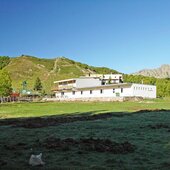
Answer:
top-left (1, 55), bottom-right (119, 93)
top-left (133, 64), bottom-right (170, 78)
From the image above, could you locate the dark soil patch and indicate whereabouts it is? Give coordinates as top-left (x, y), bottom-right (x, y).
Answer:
top-left (4, 142), bottom-right (28, 150)
top-left (0, 159), bottom-right (7, 166)
top-left (147, 124), bottom-right (170, 129)
top-left (135, 109), bottom-right (167, 113)
top-left (140, 123), bottom-right (170, 131)
top-left (161, 162), bottom-right (170, 169)
top-left (42, 137), bottom-right (135, 154)
top-left (140, 124), bottom-right (170, 133)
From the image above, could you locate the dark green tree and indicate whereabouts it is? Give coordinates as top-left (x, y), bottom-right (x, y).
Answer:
top-left (41, 89), bottom-right (46, 97)
top-left (34, 77), bottom-right (43, 91)
top-left (22, 80), bottom-right (27, 90)
top-left (0, 70), bottom-right (12, 96)
top-left (0, 56), bottom-right (10, 69)
top-left (108, 76), bottom-right (112, 84)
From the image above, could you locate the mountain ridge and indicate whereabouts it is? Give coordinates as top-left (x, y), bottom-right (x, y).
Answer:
top-left (133, 64), bottom-right (170, 78)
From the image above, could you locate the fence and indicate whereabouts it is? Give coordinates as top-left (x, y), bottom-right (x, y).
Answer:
top-left (0, 96), bottom-right (36, 103)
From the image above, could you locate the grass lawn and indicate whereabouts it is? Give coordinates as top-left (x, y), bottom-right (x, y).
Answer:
top-left (0, 99), bottom-right (170, 169)
top-left (0, 98), bottom-right (170, 118)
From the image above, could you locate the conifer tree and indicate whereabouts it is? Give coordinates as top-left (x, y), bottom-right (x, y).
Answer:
top-left (34, 77), bottom-right (43, 91)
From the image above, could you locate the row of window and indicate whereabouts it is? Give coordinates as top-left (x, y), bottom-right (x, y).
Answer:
top-left (61, 88), bottom-right (123, 95)
top-left (134, 86), bottom-right (153, 91)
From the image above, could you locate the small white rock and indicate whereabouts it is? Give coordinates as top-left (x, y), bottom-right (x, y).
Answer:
top-left (29, 153), bottom-right (45, 166)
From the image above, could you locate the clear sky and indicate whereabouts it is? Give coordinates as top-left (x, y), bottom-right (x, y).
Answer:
top-left (0, 0), bottom-right (170, 73)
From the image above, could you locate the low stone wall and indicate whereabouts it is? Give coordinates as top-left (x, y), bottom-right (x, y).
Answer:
top-left (123, 96), bottom-right (143, 101)
top-left (43, 97), bottom-right (124, 102)
top-left (43, 96), bottom-right (146, 102)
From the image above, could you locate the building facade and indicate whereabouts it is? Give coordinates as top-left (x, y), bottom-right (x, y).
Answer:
top-left (53, 74), bottom-right (156, 100)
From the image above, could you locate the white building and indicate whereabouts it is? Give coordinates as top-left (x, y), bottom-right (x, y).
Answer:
top-left (53, 74), bottom-right (156, 101)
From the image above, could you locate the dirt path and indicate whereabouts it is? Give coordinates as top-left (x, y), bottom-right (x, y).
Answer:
top-left (50, 58), bottom-right (60, 73)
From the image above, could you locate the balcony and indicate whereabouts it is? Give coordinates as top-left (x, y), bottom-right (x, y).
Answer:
top-left (52, 84), bottom-right (75, 91)
top-left (58, 84), bottom-right (75, 90)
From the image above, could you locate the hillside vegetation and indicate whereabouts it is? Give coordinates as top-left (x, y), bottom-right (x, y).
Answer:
top-left (1, 55), bottom-right (119, 93)
top-left (1, 55), bottom-right (170, 97)
top-left (0, 56), bottom-right (10, 69)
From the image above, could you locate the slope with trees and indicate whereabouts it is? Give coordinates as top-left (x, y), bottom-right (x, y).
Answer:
top-left (1, 55), bottom-right (120, 93)
top-left (0, 56), bottom-right (10, 69)
top-left (1, 55), bottom-right (170, 97)
top-left (0, 70), bottom-right (12, 97)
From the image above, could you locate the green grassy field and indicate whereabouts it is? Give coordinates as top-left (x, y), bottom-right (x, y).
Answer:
top-left (0, 100), bottom-right (170, 169)
top-left (0, 98), bottom-right (170, 118)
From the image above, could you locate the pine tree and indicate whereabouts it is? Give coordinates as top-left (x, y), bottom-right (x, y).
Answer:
top-left (34, 77), bottom-right (43, 91)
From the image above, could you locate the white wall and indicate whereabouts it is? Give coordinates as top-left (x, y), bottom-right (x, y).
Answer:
top-left (55, 86), bottom-right (133, 99)
top-left (55, 83), bottom-right (156, 99)
top-left (76, 78), bottom-right (101, 88)
top-left (102, 74), bottom-right (122, 79)
top-left (131, 84), bottom-right (156, 98)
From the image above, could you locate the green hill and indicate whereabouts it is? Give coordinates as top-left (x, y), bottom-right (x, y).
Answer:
top-left (1, 55), bottom-right (119, 93)
top-left (1, 55), bottom-right (170, 97)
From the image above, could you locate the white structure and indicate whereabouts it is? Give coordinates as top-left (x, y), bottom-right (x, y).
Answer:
top-left (53, 74), bottom-right (156, 100)
top-left (85, 73), bottom-right (123, 84)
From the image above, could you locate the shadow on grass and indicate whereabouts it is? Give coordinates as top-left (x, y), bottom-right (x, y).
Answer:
top-left (0, 109), bottom-right (169, 128)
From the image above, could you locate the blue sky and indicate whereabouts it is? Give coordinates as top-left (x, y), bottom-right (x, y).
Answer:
top-left (0, 0), bottom-right (170, 73)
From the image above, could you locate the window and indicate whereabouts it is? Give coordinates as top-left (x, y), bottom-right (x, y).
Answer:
top-left (81, 91), bottom-right (83, 95)
top-left (72, 91), bottom-right (75, 95)
top-left (100, 89), bottom-right (103, 94)
top-left (113, 88), bottom-right (115, 93)
top-left (121, 88), bottom-right (123, 93)
top-left (102, 81), bottom-right (105, 85)
top-left (90, 90), bottom-right (92, 94)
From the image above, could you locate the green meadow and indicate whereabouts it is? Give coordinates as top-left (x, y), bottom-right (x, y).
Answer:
top-left (0, 99), bottom-right (170, 169)
top-left (0, 98), bottom-right (170, 118)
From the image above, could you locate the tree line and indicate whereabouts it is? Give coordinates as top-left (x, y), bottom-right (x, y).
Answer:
top-left (0, 69), bottom-right (44, 97)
